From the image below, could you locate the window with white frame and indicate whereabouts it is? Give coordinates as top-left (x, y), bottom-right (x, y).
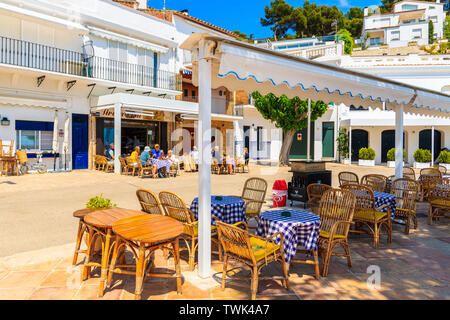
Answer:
top-left (402, 4), bottom-right (418, 11)
top-left (391, 31), bottom-right (400, 41)
top-left (16, 130), bottom-right (53, 151)
top-left (430, 16), bottom-right (438, 23)
top-left (412, 28), bottom-right (422, 39)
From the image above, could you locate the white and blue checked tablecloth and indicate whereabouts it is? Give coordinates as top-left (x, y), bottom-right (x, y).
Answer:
top-left (190, 196), bottom-right (246, 225)
top-left (256, 210), bottom-right (321, 263)
top-left (152, 159), bottom-right (172, 173)
top-left (373, 191), bottom-right (397, 218)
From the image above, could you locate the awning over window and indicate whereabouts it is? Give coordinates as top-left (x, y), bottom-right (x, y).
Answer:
top-left (16, 120), bottom-right (54, 131)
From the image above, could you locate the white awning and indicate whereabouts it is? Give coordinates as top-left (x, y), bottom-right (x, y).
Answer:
top-left (0, 94), bottom-right (67, 110)
top-left (86, 25), bottom-right (169, 54)
top-left (182, 33), bottom-right (450, 117)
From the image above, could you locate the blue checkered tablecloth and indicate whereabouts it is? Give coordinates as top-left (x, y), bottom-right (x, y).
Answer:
top-left (256, 210), bottom-right (321, 263)
top-left (152, 159), bottom-right (172, 173)
top-left (190, 196), bottom-right (246, 225)
top-left (373, 191), bottom-right (396, 218)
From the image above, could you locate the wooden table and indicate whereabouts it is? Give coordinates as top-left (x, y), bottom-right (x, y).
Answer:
top-left (110, 214), bottom-right (184, 300)
top-left (72, 208), bottom-right (97, 266)
top-left (82, 208), bottom-right (145, 297)
top-left (0, 156), bottom-right (18, 176)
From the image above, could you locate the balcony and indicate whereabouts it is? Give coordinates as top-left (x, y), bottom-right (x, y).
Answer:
top-left (0, 36), bottom-right (182, 92)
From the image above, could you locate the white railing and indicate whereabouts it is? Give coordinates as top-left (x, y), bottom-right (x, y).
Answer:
top-left (342, 54), bottom-right (450, 68)
top-left (285, 42), bottom-right (344, 59)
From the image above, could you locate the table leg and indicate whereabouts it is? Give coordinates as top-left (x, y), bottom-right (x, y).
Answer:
top-left (135, 245), bottom-right (145, 300)
top-left (173, 238), bottom-right (182, 295)
top-left (313, 250), bottom-right (320, 280)
top-left (98, 229), bottom-right (112, 297)
top-left (82, 228), bottom-right (95, 281)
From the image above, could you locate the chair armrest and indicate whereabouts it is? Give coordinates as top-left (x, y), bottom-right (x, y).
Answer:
top-left (232, 221), bottom-right (249, 232)
top-left (328, 221), bottom-right (353, 240)
top-left (376, 204), bottom-right (391, 217)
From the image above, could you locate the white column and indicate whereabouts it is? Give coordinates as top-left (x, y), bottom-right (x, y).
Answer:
top-left (197, 40), bottom-right (212, 278)
top-left (307, 98), bottom-right (311, 161)
top-left (349, 126), bottom-right (352, 162)
top-left (114, 103), bottom-right (121, 174)
top-left (395, 104), bottom-right (404, 179)
top-left (431, 126), bottom-right (435, 166)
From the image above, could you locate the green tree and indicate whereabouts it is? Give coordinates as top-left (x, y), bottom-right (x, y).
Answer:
top-left (261, 0), bottom-right (295, 40)
top-left (233, 30), bottom-right (254, 42)
top-left (338, 29), bottom-right (354, 54)
top-left (444, 16), bottom-right (450, 40)
top-left (251, 91), bottom-right (328, 165)
top-left (429, 20), bottom-right (434, 44)
top-left (336, 128), bottom-right (349, 160)
top-left (380, 0), bottom-right (398, 13)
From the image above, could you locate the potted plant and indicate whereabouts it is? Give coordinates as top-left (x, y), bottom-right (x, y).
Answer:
top-left (85, 194), bottom-right (117, 250)
top-left (358, 147), bottom-right (376, 167)
top-left (386, 148), bottom-right (406, 168)
top-left (413, 149), bottom-right (432, 169)
top-left (336, 128), bottom-right (351, 164)
top-left (438, 150), bottom-right (450, 170)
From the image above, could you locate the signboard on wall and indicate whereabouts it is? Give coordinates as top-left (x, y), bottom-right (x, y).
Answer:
top-left (98, 109), bottom-right (145, 120)
top-left (297, 133), bottom-right (303, 141)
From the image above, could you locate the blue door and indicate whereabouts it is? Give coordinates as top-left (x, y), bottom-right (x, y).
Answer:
top-left (72, 114), bottom-right (89, 169)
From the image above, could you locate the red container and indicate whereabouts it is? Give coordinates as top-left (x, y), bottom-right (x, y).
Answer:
top-left (272, 180), bottom-right (288, 208)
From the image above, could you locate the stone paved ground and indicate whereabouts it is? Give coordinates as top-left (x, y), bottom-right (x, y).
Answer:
top-left (0, 163), bottom-right (448, 300)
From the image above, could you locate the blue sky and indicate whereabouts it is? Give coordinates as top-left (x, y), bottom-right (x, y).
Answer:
top-left (149, 0), bottom-right (380, 38)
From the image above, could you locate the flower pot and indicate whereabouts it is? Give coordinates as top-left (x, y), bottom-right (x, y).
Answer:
top-left (414, 162), bottom-right (431, 169)
top-left (341, 158), bottom-right (351, 165)
top-left (359, 159), bottom-right (375, 167)
top-left (387, 161), bottom-right (404, 168)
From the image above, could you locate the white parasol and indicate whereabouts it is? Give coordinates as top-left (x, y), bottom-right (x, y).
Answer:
top-left (52, 111), bottom-right (59, 153)
top-left (63, 113), bottom-right (70, 154)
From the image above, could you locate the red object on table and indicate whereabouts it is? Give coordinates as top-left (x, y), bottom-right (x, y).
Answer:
top-left (272, 180), bottom-right (288, 208)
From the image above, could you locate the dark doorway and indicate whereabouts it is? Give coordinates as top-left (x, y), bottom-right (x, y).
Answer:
top-left (322, 122), bottom-right (334, 158)
top-left (72, 114), bottom-right (89, 169)
top-left (244, 126), bottom-right (250, 156)
top-left (351, 129), bottom-right (368, 161)
top-left (381, 130), bottom-right (406, 163)
top-left (419, 129), bottom-right (442, 161)
top-left (289, 122), bottom-right (315, 160)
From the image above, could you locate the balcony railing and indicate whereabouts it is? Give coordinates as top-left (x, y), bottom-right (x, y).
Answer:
top-left (0, 36), bottom-right (182, 91)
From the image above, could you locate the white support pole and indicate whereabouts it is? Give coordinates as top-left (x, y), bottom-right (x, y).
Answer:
top-left (307, 98), bottom-right (311, 161)
top-left (197, 40), bottom-right (212, 278)
top-left (395, 104), bottom-right (404, 179)
top-left (349, 125), bottom-right (352, 162)
top-left (114, 103), bottom-right (121, 174)
top-left (431, 126), bottom-right (435, 166)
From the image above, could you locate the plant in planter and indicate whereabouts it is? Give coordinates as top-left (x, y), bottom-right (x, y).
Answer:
top-left (358, 147), bottom-right (376, 166)
top-left (413, 149), bottom-right (432, 169)
top-left (438, 150), bottom-right (450, 170)
top-left (86, 194), bottom-right (117, 209)
top-left (337, 128), bottom-right (350, 164)
top-left (386, 148), bottom-right (406, 168)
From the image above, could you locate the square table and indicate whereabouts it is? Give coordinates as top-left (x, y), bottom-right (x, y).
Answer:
top-left (190, 196), bottom-right (246, 225)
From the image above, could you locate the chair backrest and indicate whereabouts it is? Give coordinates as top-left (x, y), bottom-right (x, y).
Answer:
top-left (420, 168), bottom-right (440, 176)
top-left (241, 177), bottom-right (268, 214)
top-left (119, 157), bottom-right (127, 167)
top-left (215, 220), bottom-right (255, 264)
top-left (318, 189), bottom-right (356, 238)
top-left (136, 189), bottom-right (164, 215)
top-left (0, 140), bottom-right (14, 156)
top-left (403, 167), bottom-right (416, 181)
top-left (341, 184), bottom-right (376, 211)
top-left (428, 183), bottom-right (450, 203)
top-left (307, 184), bottom-right (332, 204)
top-left (419, 172), bottom-right (442, 189)
top-left (16, 150), bottom-right (28, 164)
top-left (338, 172), bottom-right (359, 187)
top-left (435, 165), bottom-right (447, 175)
top-left (159, 191), bottom-right (194, 224)
top-left (390, 178), bottom-right (419, 212)
top-left (360, 174), bottom-right (387, 193)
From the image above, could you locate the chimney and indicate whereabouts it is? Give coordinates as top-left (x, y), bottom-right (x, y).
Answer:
top-left (136, 0), bottom-right (147, 10)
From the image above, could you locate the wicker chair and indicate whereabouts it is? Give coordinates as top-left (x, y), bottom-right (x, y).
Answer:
top-left (434, 165), bottom-right (447, 175)
top-left (390, 178), bottom-right (419, 234)
top-left (215, 219), bottom-right (289, 300)
top-left (341, 184), bottom-right (392, 248)
top-left (419, 171), bottom-right (442, 201)
top-left (159, 191), bottom-right (220, 270)
top-left (137, 162), bottom-right (153, 178)
top-left (428, 182), bottom-right (450, 225)
top-left (211, 161), bottom-right (220, 174)
top-left (360, 174), bottom-right (387, 193)
top-left (136, 189), bottom-right (164, 215)
top-left (338, 172), bottom-right (359, 187)
top-left (317, 189), bottom-right (356, 277)
top-left (307, 184), bottom-right (332, 215)
top-left (403, 167), bottom-right (416, 180)
top-left (119, 157), bottom-right (131, 175)
top-left (125, 157), bottom-right (140, 176)
top-left (239, 178), bottom-right (268, 227)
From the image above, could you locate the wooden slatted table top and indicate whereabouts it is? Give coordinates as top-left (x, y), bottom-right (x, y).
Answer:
top-left (73, 208), bottom-right (96, 219)
top-left (84, 208), bottom-right (145, 229)
top-left (112, 214), bottom-right (183, 244)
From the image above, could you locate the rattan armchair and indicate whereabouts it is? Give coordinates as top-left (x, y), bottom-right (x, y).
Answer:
top-left (434, 165), bottom-right (447, 175)
top-left (119, 157), bottom-right (131, 175)
top-left (428, 181), bottom-right (450, 225)
top-left (136, 189), bottom-right (164, 215)
top-left (239, 178), bottom-right (268, 228)
top-left (338, 172), bottom-right (359, 187)
top-left (159, 191), bottom-right (220, 270)
top-left (419, 171), bottom-right (442, 201)
top-left (360, 174), bottom-right (388, 193)
top-left (390, 178), bottom-right (419, 234)
top-left (403, 167), bottom-right (416, 181)
top-left (341, 184), bottom-right (392, 248)
top-left (307, 184), bottom-right (332, 215)
top-left (317, 189), bottom-right (356, 277)
top-left (215, 219), bottom-right (289, 300)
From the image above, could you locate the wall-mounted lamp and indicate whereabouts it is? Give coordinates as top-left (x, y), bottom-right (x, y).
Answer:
top-left (1, 117), bottom-right (10, 126)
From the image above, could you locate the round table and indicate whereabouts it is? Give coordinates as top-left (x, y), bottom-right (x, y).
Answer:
top-left (111, 215), bottom-right (184, 300)
top-left (190, 196), bottom-right (246, 225)
top-left (372, 191), bottom-right (397, 218)
top-left (83, 208), bottom-right (145, 297)
top-left (256, 209), bottom-right (321, 279)
top-left (72, 208), bottom-right (97, 266)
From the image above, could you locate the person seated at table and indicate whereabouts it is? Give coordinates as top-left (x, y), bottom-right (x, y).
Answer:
top-left (129, 146), bottom-right (140, 167)
top-left (212, 146), bottom-right (222, 164)
top-left (224, 153), bottom-right (235, 174)
top-left (105, 143), bottom-right (115, 164)
top-left (183, 152), bottom-right (196, 172)
top-left (152, 144), bottom-right (163, 160)
top-left (140, 146), bottom-right (152, 167)
top-left (166, 149), bottom-right (181, 174)
top-left (190, 146), bottom-right (199, 164)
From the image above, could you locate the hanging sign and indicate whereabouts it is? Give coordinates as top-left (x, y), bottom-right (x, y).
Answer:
top-left (98, 109), bottom-right (144, 120)
top-left (58, 129), bottom-right (64, 137)
top-left (297, 133), bottom-right (303, 141)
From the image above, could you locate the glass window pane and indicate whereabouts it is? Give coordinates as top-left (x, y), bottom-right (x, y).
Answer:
top-left (20, 130), bottom-right (37, 150)
top-left (40, 131), bottom-right (53, 151)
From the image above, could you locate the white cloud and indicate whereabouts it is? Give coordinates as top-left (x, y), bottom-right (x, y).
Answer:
top-left (339, 0), bottom-right (350, 8)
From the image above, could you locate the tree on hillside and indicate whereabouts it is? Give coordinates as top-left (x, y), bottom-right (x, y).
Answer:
top-left (380, 0), bottom-right (398, 13)
top-left (261, 0), bottom-right (295, 41)
top-left (344, 7), bottom-right (364, 38)
top-left (429, 20), bottom-right (435, 44)
top-left (338, 29), bottom-right (354, 54)
top-left (233, 30), bottom-right (254, 42)
top-left (444, 16), bottom-right (450, 40)
top-left (251, 91), bottom-right (328, 165)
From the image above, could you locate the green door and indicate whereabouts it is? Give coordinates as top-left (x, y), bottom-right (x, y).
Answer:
top-left (322, 122), bottom-right (334, 158)
top-left (289, 122), bottom-right (314, 160)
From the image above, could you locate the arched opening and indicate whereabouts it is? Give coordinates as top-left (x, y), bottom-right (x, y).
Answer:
top-left (351, 129), bottom-right (368, 161)
top-left (381, 130), bottom-right (406, 163)
top-left (419, 129), bottom-right (442, 162)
